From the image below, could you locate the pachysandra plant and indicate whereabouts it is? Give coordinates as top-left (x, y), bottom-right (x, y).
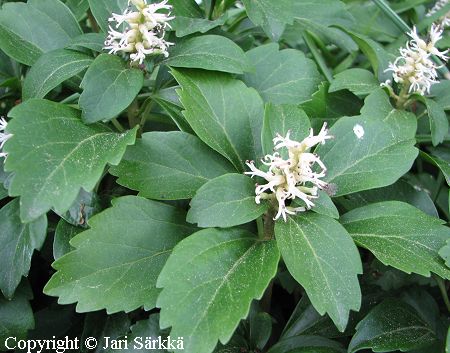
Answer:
top-left (0, 0), bottom-right (449, 353)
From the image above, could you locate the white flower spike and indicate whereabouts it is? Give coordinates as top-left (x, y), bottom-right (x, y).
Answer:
top-left (384, 24), bottom-right (448, 96)
top-left (104, 0), bottom-right (174, 64)
top-left (426, 0), bottom-right (450, 27)
top-left (0, 117), bottom-right (12, 158)
top-left (245, 124), bottom-right (332, 222)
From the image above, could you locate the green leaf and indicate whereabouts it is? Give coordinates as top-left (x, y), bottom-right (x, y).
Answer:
top-left (0, 282), bottom-right (34, 351)
top-left (110, 131), bottom-right (234, 200)
top-left (67, 33), bottom-right (107, 53)
top-left (302, 82), bottom-right (363, 130)
top-left (275, 212), bottom-right (362, 331)
top-left (65, 0), bottom-right (90, 20)
top-left (44, 196), bottom-right (197, 313)
top-left (165, 35), bottom-right (252, 74)
top-left (348, 299), bottom-right (436, 353)
top-left (58, 189), bottom-right (101, 228)
top-left (439, 240), bottom-right (450, 268)
top-left (241, 0), bottom-right (294, 41)
top-left (53, 219), bottom-right (81, 260)
top-left (336, 179), bottom-right (438, 218)
top-left (79, 54), bottom-right (144, 123)
top-left (419, 150), bottom-right (450, 186)
top-left (249, 312), bottom-right (272, 350)
top-left (170, 0), bottom-right (203, 18)
top-left (329, 68), bottom-right (379, 96)
top-left (172, 15), bottom-right (227, 37)
top-left (262, 103), bottom-right (311, 156)
top-left (343, 30), bottom-right (394, 81)
top-left (187, 173), bottom-right (268, 228)
top-left (121, 315), bottom-right (167, 353)
top-left (172, 68), bottom-right (264, 171)
top-left (243, 44), bottom-right (322, 105)
top-left (88, 0), bottom-right (128, 33)
top-left (341, 201), bottom-right (450, 279)
top-left (268, 336), bottom-right (345, 353)
top-left (0, 0), bottom-right (82, 65)
top-left (157, 228), bottom-right (280, 353)
top-left (431, 80), bottom-right (450, 110)
top-left (316, 89), bottom-right (418, 197)
top-left (0, 199), bottom-right (47, 299)
top-left (310, 190), bottom-right (339, 219)
top-left (4, 99), bottom-right (137, 222)
top-left (447, 327), bottom-right (450, 353)
top-left (23, 49), bottom-right (93, 100)
top-left (418, 96), bottom-right (449, 146)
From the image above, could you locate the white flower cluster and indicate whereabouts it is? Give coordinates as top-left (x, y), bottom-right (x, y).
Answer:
top-left (104, 0), bottom-right (174, 64)
top-left (0, 117), bottom-right (11, 158)
top-left (385, 24), bottom-right (449, 95)
top-left (245, 124), bottom-right (332, 222)
top-left (427, 0), bottom-right (450, 27)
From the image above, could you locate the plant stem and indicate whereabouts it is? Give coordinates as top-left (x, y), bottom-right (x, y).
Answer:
top-left (435, 275), bottom-right (450, 313)
top-left (256, 217), bottom-right (264, 240)
top-left (208, 0), bottom-right (217, 20)
top-left (111, 118), bottom-right (125, 133)
top-left (416, 134), bottom-right (450, 143)
top-left (60, 93), bottom-right (80, 104)
top-left (302, 31), bottom-right (333, 82)
top-left (371, 0), bottom-right (450, 78)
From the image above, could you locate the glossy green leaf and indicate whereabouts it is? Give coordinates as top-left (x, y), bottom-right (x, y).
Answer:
top-left (420, 150), bottom-right (450, 186)
top-left (440, 239), bottom-right (450, 268)
top-left (421, 96), bottom-right (448, 146)
top-left (250, 312), bottom-right (272, 350)
top-left (4, 99), bottom-right (137, 222)
top-left (67, 33), bottom-right (107, 53)
top-left (268, 335), bottom-right (345, 353)
top-left (0, 0), bottom-right (82, 65)
top-left (170, 0), bottom-right (202, 18)
top-left (243, 44), bottom-right (322, 105)
top-left (275, 212), bottom-right (362, 331)
top-left (310, 190), bottom-right (339, 219)
top-left (65, 0), bottom-right (90, 20)
top-left (172, 68), bottom-right (264, 171)
top-left (53, 219), bottom-right (81, 260)
top-left (336, 179), bottom-right (438, 218)
top-left (262, 103), bottom-right (311, 156)
top-left (348, 299), bottom-right (436, 353)
top-left (431, 80), bottom-right (450, 110)
top-left (44, 196), bottom-right (197, 313)
top-left (157, 228), bottom-right (279, 353)
top-left (187, 173), bottom-right (268, 228)
top-left (110, 131), bottom-right (234, 200)
top-left (0, 282), bottom-right (34, 350)
top-left (0, 199), bottom-right (47, 299)
top-left (341, 201), bottom-right (450, 279)
top-left (23, 49), bottom-right (93, 100)
top-left (172, 15), bottom-right (227, 37)
top-left (241, 0), bottom-right (294, 41)
top-left (121, 314), bottom-right (167, 353)
top-left (166, 35), bottom-right (252, 74)
top-left (79, 54), bottom-right (144, 123)
top-left (329, 68), bottom-right (379, 96)
top-left (316, 89), bottom-right (418, 196)
top-left (88, 0), bottom-right (128, 33)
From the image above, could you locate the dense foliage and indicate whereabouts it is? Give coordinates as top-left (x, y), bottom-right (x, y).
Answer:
top-left (0, 0), bottom-right (450, 352)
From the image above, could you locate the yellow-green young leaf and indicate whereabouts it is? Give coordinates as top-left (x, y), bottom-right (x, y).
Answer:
top-left (165, 35), bottom-right (252, 74)
top-left (3, 99), bottom-right (137, 222)
top-left (316, 89), bottom-right (418, 196)
top-left (0, 282), bottom-right (34, 350)
top-left (110, 131), bottom-right (235, 200)
top-left (88, 0), bottom-right (128, 33)
top-left (243, 44), bottom-right (322, 105)
top-left (341, 201), bottom-right (450, 279)
top-left (44, 196), bottom-right (197, 313)
top-left (0, 0), bottom-right (82, 66)
top-left (172, 68), bottom-right (264, 171)
top-left (23, 49), bottom-right (93, 100)
top-left (275, 212), bottom-right (362, 332)
top-left (0, 199), bottom-right (47, 299)
top-left (262, 103), bottom-right (311, 156)
top-left (348, 299), bottom-right (436, 353)
top-left (241, 0), bottom-right (294, 40)
top-left (187, 174), bottom-right (268, 228)
top-left (329, 68), bottom-right (379, 96)
top-left (157, 228), bottom-right (280, 353)
top-left (79, 54), bottom-right (144, 123)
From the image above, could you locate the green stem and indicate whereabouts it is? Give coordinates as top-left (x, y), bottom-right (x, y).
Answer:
top-left (415, 134), bottom-right (450, 143)
top-left (208, 0), bottom-right (217, 20)
top-left (111, 118), bottom-right (125, 133)
top-left (60, 93), bottom-right (80, 104)
top-left (371, 0), bottom-right (450, 78)
top-left (434, 275), bottom-right (450, 313)
top-left (302, 31), bottom-right (333, 82)
top-left (256, 217), bottom-right (264, 240)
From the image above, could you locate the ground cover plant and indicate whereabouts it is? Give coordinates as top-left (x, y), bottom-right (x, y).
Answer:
top-left (0, 0), bottom-right (450, 352)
